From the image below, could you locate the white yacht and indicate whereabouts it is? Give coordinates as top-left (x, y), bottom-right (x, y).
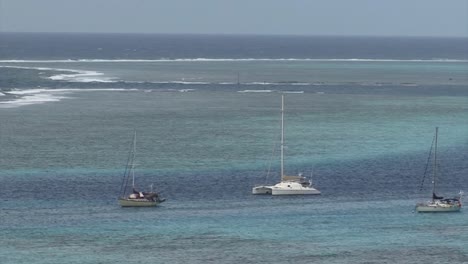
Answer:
top-left (118, 130), bottom-right (165, 207)
top-left (415, 127), bottom-right (462, 213)
top-left (252, 95), bottom-right (321, 196)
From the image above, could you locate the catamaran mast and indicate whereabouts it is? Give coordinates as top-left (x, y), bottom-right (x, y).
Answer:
top-left (281, 95), bottom-right (285, 180)
top-left (432, 127), bottom-right (438, 202)
top-left (132, 130), bottom-right (136, 189)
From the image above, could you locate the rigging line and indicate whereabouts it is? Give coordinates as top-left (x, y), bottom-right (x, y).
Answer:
top-left (419, 133), bottom-right (436, 191)
top-left (119, 135), bottom-right (135, 196)
top-left (263, 132), bottom-right (280, 184)
top-left (263, 109), bottom-right (283, 184)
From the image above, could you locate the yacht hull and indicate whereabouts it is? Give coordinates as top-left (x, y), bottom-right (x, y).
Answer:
top-left (118, 198), bottom-right (158, 207)
top-left (270, 181), bottom-right (321, 196)
top-left (271, 188), bottom-right (321, 195)
top-left (253, 181), bottom-right (321, 195)
top-left (416, 204), bottom-right (461, 213)
top-left (252, 186), bottom-right (273, 195)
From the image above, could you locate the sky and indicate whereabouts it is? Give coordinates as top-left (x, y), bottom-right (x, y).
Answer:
top-left (0, 0), bottom-right (467, 37)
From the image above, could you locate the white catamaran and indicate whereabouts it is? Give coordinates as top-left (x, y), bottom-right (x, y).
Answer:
top-left (118, 131), bottom-right (165, 207)
top-left (252, 95), bottom-right (321, 196)
top-left (415, 127), bottom-right (462, 213)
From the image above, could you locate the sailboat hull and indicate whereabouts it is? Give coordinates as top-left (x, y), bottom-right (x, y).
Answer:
top-left (416, 203), bottom-right (461, 213)
top-left (271, 188), bottom-right (321, 195)
top-left (118, 198), bottom-right (159, 207)
top-left (271, 181), bottom-right (321, 195)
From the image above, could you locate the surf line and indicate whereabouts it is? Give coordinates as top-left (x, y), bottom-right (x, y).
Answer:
top-left (0, 65), bottom-right (115, 83)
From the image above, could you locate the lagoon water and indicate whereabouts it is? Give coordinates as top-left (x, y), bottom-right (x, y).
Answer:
top-left (1, 33), bottom-right (468, 263)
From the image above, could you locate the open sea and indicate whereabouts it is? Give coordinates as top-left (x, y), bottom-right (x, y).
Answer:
top-left (1, 33), bottom-right (468, 263)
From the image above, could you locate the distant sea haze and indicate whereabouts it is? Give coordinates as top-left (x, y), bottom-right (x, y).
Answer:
top-left (0, 32), bottom-right (467, 60)
top-left (1, 58), bottom-right (468, 62)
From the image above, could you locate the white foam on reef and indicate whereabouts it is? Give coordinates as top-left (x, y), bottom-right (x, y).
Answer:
top-left (168, 81), bottom-right (210, 85)
top-left (8, 88), bottom-right (137, 93)
top-left (0, 65), bottom-right (116, 83)
top-left (126, 80), bottom-right (209, 85)
top-left (243, 81), bottom-right (312, 86)
top-left (0, 89), bottom-right (70, 108)
top-left (246, 82), bottom-right (278, 86)
top-left (289, 82), bottom-right (311, 86)
top-left (282, 91), bottom-right (304, 94)
top-left (48, 71), bottom-right (115, 83)
top-left (0, 65), bottom-right (62, 71)
top-left (1, 58), bottom-right (467, 63)
top-left (237, 89), bottom-right (303, 94)
top-left (0, 88), bottom-right (140, 108)
top-left (237, 90), bottom-right (274, 93)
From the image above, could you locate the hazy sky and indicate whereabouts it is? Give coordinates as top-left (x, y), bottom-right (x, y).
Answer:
top-left (1, 0), bottom-right (467, 37)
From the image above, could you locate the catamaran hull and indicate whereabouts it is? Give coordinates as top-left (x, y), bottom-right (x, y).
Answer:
top-left (118, 198), bottom-right (158, 207)
top-left (416, 204), bottom-right (461, 213)
top-left (271, 188), bottom-right (321, 195)
top-left (252, 186), bottom-right (273, 195)
top-left (253, 181), bottom-right (321, 195)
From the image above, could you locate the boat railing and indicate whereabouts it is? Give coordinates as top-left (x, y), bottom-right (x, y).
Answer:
top-left (282, 175), bottom-right (307, 182)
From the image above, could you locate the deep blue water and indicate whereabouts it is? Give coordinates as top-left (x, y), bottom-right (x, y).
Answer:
top-left (0, 33), bottom-right (468, 263)
top-left (1, 33), bottom-right (467, 60)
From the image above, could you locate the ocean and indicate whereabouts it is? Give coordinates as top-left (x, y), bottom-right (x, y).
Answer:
top-left (0, 33), bottom-right (468, 263)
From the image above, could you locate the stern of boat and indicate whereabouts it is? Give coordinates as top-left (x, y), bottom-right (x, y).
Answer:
top-left (252, 186), bottom-right (272, 195)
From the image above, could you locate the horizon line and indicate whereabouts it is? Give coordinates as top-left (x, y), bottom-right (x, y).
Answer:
top-left (0, 31), bottom-right (467, 39)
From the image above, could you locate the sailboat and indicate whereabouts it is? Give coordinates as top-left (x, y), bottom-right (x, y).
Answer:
top-left (118, 130), bottom-right (165, 207)
top-left (252, 95), bottom-right (321, 196)
top-left (415, 127), bottom-right (462, 212)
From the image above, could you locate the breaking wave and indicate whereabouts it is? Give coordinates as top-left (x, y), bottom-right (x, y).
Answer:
top-left (0, 65), bottom-right (116, 83)
top-left (0, 88), bottom-right (197, 108)
top-left (1, 58), bottom-right (467, 63)
top-left (0, 89), bottom-right (71, 108)
top-left (237, 90), bottom-right (274, 93)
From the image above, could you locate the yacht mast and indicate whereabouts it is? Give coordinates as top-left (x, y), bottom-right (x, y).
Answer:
top-left (432, 127), bottom-right (438, 202)
top-left (132, 130), bottom-right (137, 189)
top-left (281, 95), bottom-right (285, 180)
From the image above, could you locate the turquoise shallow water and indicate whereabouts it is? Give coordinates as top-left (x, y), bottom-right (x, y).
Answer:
top-left (1, 196), bottom-right (467, 264)
top-left (1, 91), bottom-right (468, 172)
top-left (0, 90), bottom-right (468, 263)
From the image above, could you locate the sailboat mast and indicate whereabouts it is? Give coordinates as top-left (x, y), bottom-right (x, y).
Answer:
top-left (281, 95), bottom-right (285, 180)
top-left (432, 127), bottom-right (438, 201)
top-left (132, 130), bottom-right (137, 189)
